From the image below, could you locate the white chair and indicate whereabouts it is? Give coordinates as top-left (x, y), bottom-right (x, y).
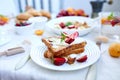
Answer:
top-left (16, 0), bottom-right (63, 13)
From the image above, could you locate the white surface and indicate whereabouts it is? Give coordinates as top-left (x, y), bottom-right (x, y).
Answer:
top-left (0, 27), bottom-right (11, 46)
top-left (0, 18), bottom-right (120, 80)
top-left (47, 16), bottom-right (95, 36)
top-left (0, 37), bottom-right (11, 46)
top-left (30, 38), bottom-right (100, 71)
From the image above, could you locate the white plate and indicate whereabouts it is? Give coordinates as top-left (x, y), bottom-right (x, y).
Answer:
top-left (46, 16), bottom-right (95, 36)
top-left (30, 38), bottom-right (100, 71)
top-left (0, 37), bottom-right (11, 46)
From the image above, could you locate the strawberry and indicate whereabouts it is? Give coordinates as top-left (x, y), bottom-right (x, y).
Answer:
top-left (60, 31), bottom-right (79, 44)
top-left (15, 23), bottom-right (21, 26)
top-left (64, 31), bottom-right (79, 44)
top-left (59, 22), bottom-right (65, 28)
top-left (111, 18), bottom-right (120, 26)
top-left (0, 20), bottom-right (6, 25)
top-left (68, 25), bottom-right (75, 29)
top-left (65, 37), bottom-right (74, 44)
top-left (77, 55), bottom-right (87, 62)
top-left (69, 31), bottom-right (79, 39)
top-left (53, 57), bottom-right (66, 66)
top-left (15, 22), bottom-right (31, 26)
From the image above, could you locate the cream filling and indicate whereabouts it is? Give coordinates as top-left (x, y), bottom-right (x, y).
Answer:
top-left (47, 37), bottom-right (84, 48)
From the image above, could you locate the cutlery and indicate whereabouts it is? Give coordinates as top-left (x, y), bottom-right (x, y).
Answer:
top-left (15, 40), bottom-right (31, 70)
top-left (85, 41), bottom-right (101, 80)
top-left (15, 52), bottom-right (31, 70)
top-left (85, 63), bottom-right (97, 80)
top-left (0, 47), bottom-right (25, 56)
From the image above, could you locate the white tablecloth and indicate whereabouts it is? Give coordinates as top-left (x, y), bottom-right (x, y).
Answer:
top-left (0, 19), bottom-right (120, 80)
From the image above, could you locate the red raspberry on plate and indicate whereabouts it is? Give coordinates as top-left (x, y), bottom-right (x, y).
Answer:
top-left (53, 57), bottom-right (66, 66)
top-left (77, 55), bottom-right (87, 62)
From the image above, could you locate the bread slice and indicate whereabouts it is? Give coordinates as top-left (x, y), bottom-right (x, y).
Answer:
top-left (42, 37), bottom-right (87, 57)
top-left (44, 47), bottom-right (85, 58)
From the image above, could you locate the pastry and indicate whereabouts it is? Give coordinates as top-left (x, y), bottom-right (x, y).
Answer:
top-left (16, 12), bottom-right (33, 20)
top-left (26, 9), bottom-right (42, 17)
top-left (40, 10), bottom-right (51, 19)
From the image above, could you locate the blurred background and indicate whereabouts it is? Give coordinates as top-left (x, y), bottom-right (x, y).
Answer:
top-left (0, 0), bottom-right (120, 18)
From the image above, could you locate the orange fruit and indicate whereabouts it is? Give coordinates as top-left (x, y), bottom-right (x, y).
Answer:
top-left (35, 30), bottom-right (44, 36)
top-left (67, 8), bottom-right (75, 13)
top-left (109, 42), bottom-right (120, 58)
top-left (101, 17), bottom-right (107, 24)
top-left (2, 17), bottom-right (9, 22)
top-left (76, 9), bottom-right (85, 16)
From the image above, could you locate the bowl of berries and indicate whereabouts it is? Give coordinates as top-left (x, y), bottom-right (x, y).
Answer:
top-left (56, 8), bottom-right (88, 18)
top-left (15, 22), bottom-right (34, 35)
top-left (0, 15), bottom-right (9, 26)
top-left (46, 16), bottom-right (95, 36)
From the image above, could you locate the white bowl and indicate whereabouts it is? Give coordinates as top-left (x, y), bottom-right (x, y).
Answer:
top-left (28, 16), bottom-right (48, 29)
top-left (46, 16), bottom-right (95, 36)
top-left (15, 23), bottom-right (34, 35)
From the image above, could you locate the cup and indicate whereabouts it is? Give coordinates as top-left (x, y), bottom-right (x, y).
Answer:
top-left (14, 22), bottom-right (34, 35)
top-left (28, 16), bottom-right (48, 30)
top-left (100, 12), bottom-right (120, 40)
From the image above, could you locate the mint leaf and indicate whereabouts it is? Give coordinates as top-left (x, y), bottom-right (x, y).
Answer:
top-left (0, 14), bottom-right (4, 17)
top-left (65, 22), bottom-right (72, 26)
top-left (107, 12), bottom-right (114, 20)
top-left (60, 32), bottom-right (66, 42)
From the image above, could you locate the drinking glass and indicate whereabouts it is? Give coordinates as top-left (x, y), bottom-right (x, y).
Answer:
top-left (100, 12), bottom-right (120, 41)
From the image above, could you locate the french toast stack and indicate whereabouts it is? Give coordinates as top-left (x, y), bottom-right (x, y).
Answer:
top-left (42, 32), bottom-right (87, 65)
top-left (42, 37), bottom-right (87, 58)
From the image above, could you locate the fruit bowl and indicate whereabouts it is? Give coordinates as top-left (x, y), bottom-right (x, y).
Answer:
top-left (0, 15), bottom-right (9, 26)
top-left (46, 16), bottom-right (95, 36)
top-left (56, 8), bottom-right (88, 18)
top-left (14, 22), bottom-right (34, 35)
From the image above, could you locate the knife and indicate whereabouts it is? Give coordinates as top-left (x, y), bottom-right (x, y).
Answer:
top-left (15, 40), bottom-right (31, 70)
top-left (85, 63), bottom-right (97, 80)
top-left (15, 52), bottom-right (31, 70)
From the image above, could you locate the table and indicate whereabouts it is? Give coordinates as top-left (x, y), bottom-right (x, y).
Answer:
top-left (0, 18), bottom-right (120, 80)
